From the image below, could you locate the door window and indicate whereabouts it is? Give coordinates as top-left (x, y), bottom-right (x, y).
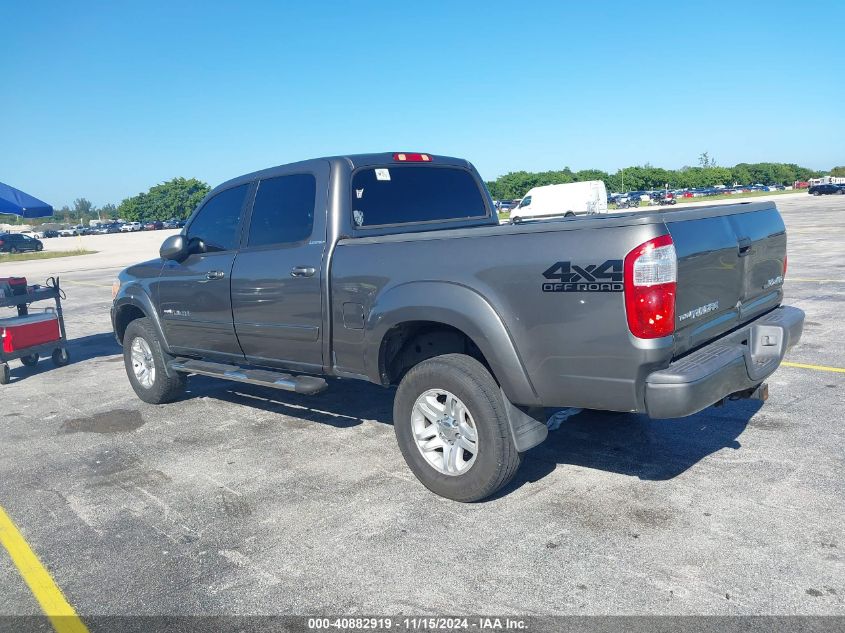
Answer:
top-left (247, 174), bottom-right (316, 247)
top-left (186, 184), bottom-right (249, 252)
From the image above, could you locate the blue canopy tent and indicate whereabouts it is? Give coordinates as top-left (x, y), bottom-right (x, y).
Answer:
top-left (0, 182), bottom-right (53, 218)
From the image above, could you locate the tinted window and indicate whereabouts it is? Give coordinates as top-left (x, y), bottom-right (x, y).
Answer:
top-left (187, 184), bottom-right (249, 252)
top-left (350, 166), bottom-right (487, 227)
top-left (248, 174), bottom-right (316, 247)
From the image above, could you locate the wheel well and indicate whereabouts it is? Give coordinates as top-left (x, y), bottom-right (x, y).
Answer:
top-left (379, 321), bottom-right (493, 386)
top-left (114, 304), bottom-right (146, 344)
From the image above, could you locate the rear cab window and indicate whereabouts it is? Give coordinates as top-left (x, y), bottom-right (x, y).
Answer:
top-left (350, 166), bottom-right (488, 229)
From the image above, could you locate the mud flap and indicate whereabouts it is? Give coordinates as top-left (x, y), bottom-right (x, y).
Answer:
top-left (501, 388), bottom-right (548, 452)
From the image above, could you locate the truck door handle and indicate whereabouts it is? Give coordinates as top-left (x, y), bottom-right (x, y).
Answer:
top-left (737, 238), bottom-right (753, 257)
top-left (290, 266), bottom-right (317, 278)
top-left (206, 270), bottom-right (225, 280)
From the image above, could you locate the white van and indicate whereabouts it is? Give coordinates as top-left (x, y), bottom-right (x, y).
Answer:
top-left (510, 181), bottom-right (608, 222)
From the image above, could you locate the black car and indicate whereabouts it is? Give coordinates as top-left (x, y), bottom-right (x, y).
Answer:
top-left (41, 229), bottom-right (60, 238)
top-left (0, 233), bottom-right (44, 253)
top-left (808, 184), bottom-right (844, 196)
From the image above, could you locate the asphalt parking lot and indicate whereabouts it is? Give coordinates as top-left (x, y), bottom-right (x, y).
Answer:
top-left (0, 194), bottom-right (842, 620)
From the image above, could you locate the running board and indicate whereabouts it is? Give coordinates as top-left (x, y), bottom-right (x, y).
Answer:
top-left (169, 358), bottom-right (328, 395)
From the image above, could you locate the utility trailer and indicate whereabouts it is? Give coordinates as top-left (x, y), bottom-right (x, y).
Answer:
top-left (0, 279), bottom-right (70, 384)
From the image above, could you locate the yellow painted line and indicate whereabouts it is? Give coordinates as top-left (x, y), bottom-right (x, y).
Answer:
top-left (782, 361), bottom-right (845, 374)
top-left (0, 505), bottom-right (89, 633)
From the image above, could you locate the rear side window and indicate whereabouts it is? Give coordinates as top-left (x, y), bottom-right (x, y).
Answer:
top-left (247, 174), bottom-right (316, 247)
top-left (187, 184), bottom-right (249, 252)
top-left (350, 166), bottom-right (487, 227)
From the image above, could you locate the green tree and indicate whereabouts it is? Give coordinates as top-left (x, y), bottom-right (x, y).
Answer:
top-left (698, 152), bottom-right (717, 168)
top-left (98, 203), bottom-right (118, 219)
top-left (830, 166), bottom-right (845, 177)
top-left (73, 198), bottom-right (94, 215)
top-left (486, 160), bottom-right (822, 196)
top-left (118, 177), bottom-right (210, 221)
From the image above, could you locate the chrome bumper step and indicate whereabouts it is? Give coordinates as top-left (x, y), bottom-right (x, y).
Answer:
top-left (169, 358), bottom-right (328, 395)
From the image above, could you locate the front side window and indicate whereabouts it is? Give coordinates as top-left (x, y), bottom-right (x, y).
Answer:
top-left (518, 196), bottom-right (532, 208)
top-left (350, 166), bottom-right (487, 228)
top-left (186, 184), bottom-right (249, 252)
top-left (247, 174), bottom-right (316, 247)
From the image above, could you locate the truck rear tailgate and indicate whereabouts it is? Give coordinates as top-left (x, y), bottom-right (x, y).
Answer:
top-left (665, 204), bottom-right (787, 356)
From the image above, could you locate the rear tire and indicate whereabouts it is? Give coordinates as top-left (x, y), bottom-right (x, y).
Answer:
top-left (393, 354), bottom-right (522, 502)
top-left (0, 364), bottom-right (9, 385)
top-left (123, 317), bottom-right (186, 404)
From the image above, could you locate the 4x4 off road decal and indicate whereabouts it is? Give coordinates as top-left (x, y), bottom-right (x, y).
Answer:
top-left (542, 260), bottom-right (623, 293)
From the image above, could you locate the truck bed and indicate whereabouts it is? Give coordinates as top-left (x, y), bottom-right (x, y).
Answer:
top-left (330, 201), bottom-right (786, 412)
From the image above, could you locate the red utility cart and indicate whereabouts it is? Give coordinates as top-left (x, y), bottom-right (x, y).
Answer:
top-left (0, 277), bottom-right (69, 384)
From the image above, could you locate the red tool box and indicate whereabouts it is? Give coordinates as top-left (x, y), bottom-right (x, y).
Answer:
top-left (0, 314), bottom-right (61, 353)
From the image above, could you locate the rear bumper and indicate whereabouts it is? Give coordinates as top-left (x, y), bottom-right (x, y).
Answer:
top-left (644, 306), bottom-right (804, 419)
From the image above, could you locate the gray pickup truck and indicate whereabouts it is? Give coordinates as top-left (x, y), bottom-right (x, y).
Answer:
top-left (112, 152), bottom-right (804, 501)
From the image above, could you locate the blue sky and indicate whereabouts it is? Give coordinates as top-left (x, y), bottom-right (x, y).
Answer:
top-left (2, 0), bottom-right (842, 207)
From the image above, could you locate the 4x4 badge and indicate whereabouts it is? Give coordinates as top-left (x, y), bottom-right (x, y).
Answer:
top-left (542, 260), bottom-right (623, 292)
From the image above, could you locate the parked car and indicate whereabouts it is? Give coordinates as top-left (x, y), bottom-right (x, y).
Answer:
top-left (112, 151), bottom-right (804, 502)
top-left (41, 229), bottom-right (60, 239)
top-left (0, 233), bottom-right (44, 253)
top-left (120, 222), bottom-right (142, 232)
top-left (19, 229), bottom-right (43, 239)
top-left (143, 220), bottom-right (164, 231)
top-left (58, 228), bottom-right (78, 237)
top-left (808, 184), bottom-right (844, 196)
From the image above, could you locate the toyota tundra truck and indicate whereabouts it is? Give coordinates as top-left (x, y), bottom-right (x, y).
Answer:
top-left (111, 152), bottom-right (804, 501)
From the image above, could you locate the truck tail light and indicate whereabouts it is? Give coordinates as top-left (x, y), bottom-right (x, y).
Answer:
top-left (393, 153), bottom-right (432, 162)
top-left (783, 254), bottom-right (787, 277)
top-left (624, 234), bottom-right (677, 339)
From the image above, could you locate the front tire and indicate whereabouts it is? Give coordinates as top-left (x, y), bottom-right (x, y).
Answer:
top-left (393, 354), bottom-right (522, 502)
top-left (20, 354), bottom-right (39, 367)
top-left (123, 317), bottom-right (186, 404)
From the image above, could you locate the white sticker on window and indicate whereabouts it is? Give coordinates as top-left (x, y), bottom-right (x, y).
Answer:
top-left (375, 168), bottom-right (391, 181)
top-left (355, 188), bottom-right (364, 199)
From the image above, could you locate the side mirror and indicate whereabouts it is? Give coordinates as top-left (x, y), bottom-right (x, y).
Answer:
top-left (160, 235), bottom-right (187, 261)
